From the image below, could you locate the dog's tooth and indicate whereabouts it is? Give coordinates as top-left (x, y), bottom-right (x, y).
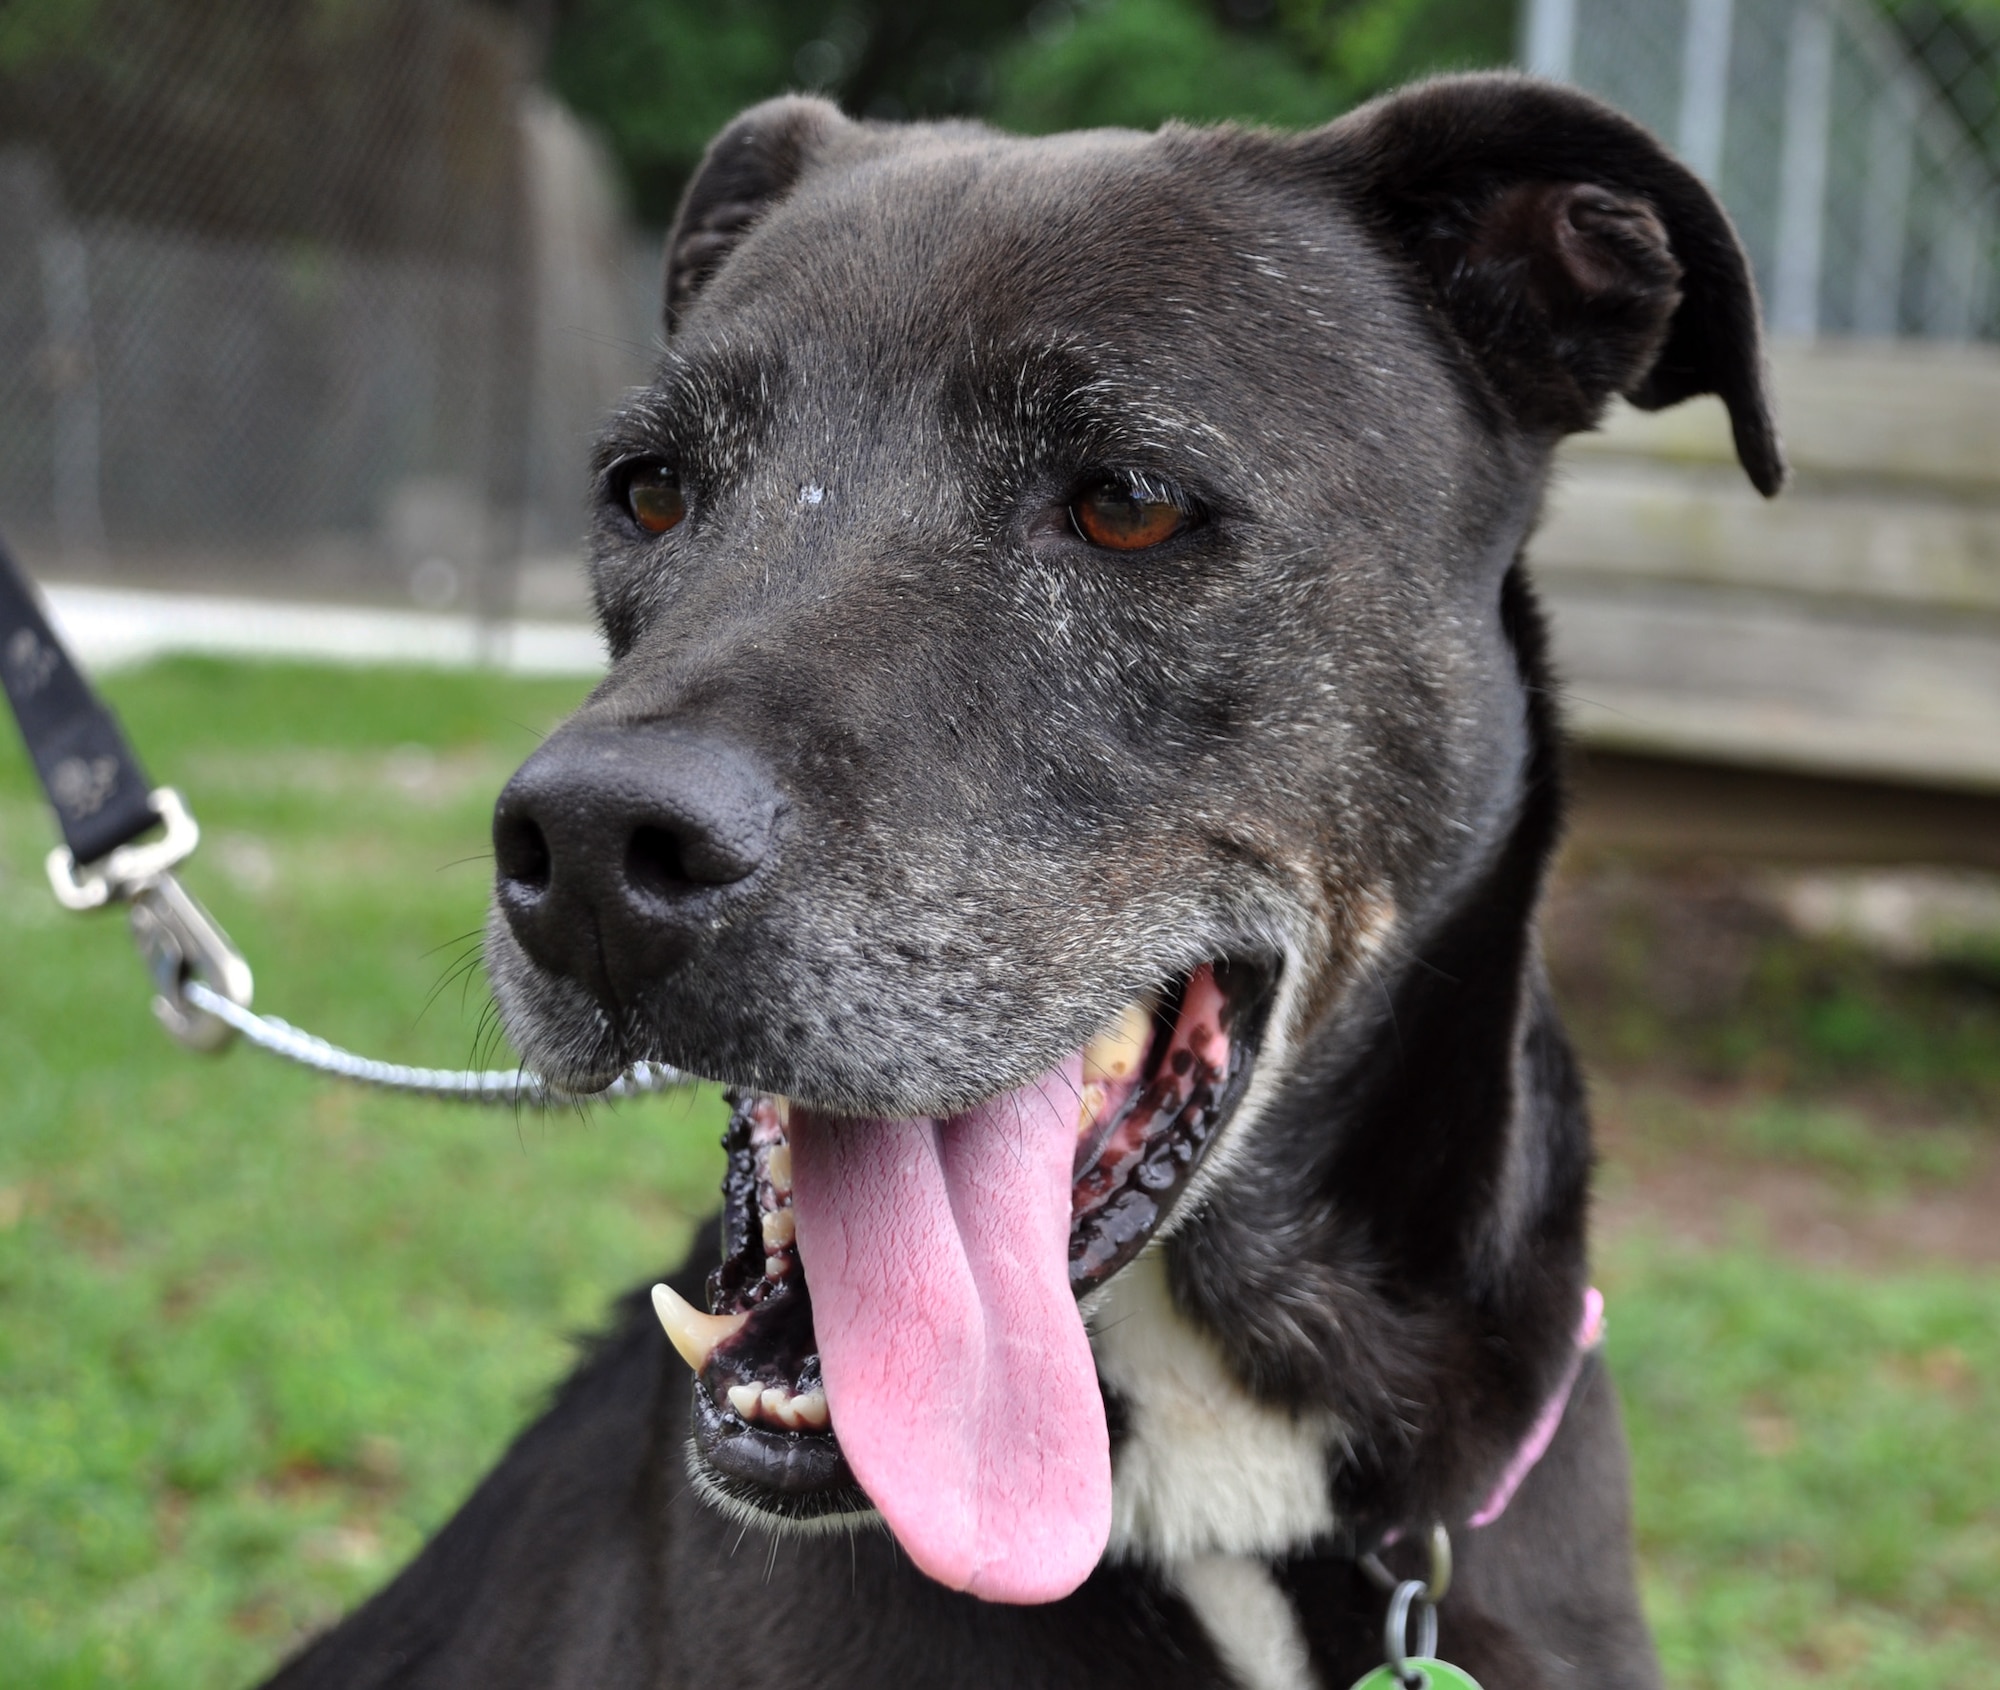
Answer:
top-left (761, 1206), bottom-right (796, 1249)
top-left (1076, 1081), bottom-right (1107, 1138)
top-left (1083, 999), bottom-right (1153, 1085)
top-left (649, 1283), bottom-right (750, 1373)
top-left (764, 1143), bottom-right (792, 1194)
top-left (726, 1382), bottom-right (762, 1420)
top-left (765, 1254), bottom-right (790, 1280)
top-left (791, 1387), bottom-right (829, 1429)
top-left (763, 1386), bottom-right (804, 1429)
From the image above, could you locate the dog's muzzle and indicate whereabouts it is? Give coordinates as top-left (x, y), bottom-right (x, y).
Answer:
top-left (487, 724), bottom-right (1280, 1603)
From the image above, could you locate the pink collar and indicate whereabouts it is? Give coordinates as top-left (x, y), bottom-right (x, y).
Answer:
top-left (1467, 1286), bottom-right (1606, 1528)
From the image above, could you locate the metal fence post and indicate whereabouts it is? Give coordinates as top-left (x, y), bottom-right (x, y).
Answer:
top-left (1521, 0), bottom-right (1578, 80)
top-left (1853, 79), bottom-right (1915, 335)
top-left (1677, 0), bottom-right (1736, 183)
top-left (1773, 0), bottom-right (1835, 337)
top-left (35, 228), bottom-right (105, 564)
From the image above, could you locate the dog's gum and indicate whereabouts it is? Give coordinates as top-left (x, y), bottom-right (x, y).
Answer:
top-left (1068, 966), bottom-right (1254, 1291)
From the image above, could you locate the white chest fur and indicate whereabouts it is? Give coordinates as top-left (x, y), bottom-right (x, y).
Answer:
top-left (1176, 1555), bottom-right (1322, 1690)
top-left (1088, 1251), bottom-right (1340, 1562)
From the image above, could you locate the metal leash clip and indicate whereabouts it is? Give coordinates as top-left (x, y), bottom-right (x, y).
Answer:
top-left (45, 785), bottom-right (255, 1053)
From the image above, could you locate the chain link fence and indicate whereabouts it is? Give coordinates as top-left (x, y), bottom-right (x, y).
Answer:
top-left (0, 0), bottom-right (654, 612)
top-left (1526, 0), bottom-right (2000, 339)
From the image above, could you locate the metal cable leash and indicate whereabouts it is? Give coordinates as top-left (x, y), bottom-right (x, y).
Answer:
top-left (180, 979), bottom-right (683, 1105)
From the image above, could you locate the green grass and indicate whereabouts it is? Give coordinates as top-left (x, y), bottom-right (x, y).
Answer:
top-left (1, 659), bottom-right (1995, 1685)
top-left (0, 660), bottom-right (729, 1684)
top-left (1609, 1243), bottom-right (2000, 1687)
top-left (1599, 1087), bottom-right (1984, 1198)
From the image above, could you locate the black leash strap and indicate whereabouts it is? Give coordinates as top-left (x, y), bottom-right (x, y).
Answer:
top-left (0, 534), bottom-right (161, 866)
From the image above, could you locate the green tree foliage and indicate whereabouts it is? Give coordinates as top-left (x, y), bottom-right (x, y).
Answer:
top-left (547, 0), bottom-right (1516, 224)
top-left (0, 0), bottom-right (103, 74)
top-left (546, 0), bottom-right (1049, 223)
top-left (987, 0), bottom-right (1339, 134)
top-left (989, 0), bottom-right (1515, 136)
top-left (1281, 0), bottom-right (1518, 98)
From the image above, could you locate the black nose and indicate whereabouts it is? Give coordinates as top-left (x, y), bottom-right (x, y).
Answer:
top-left (492, 726), bottom-right (780, 997)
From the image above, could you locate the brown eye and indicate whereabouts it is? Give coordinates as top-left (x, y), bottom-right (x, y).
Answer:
top-left (622, 462), bottom-right (685, 535)
top-left (1071, 482), bottom-right (1190, 551)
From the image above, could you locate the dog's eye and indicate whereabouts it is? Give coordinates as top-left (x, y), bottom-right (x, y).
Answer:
top-left (1070, 481), bottom-right (1191, 551)
top-left (618, 461), bottom-right (686, 536)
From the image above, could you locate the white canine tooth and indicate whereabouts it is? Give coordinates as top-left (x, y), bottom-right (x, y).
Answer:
top-left (761, 1206), bottom-right (796, 1249)
top-left (792, 1388), bottom-right (830, 1429)
top-left (649, 1283), bottom-right (750, 1373)
top-left (763, 1386), bottom-right (804, 1429)
top-left (1083, 999), bottom-right (1153, 1085)
top-left (764, 1143), bottom-right (792, 1193)
top-left (1076, 1081), bottom-right (1107, 1138)
top-left (726, 1382), bottom-right (763, 1420)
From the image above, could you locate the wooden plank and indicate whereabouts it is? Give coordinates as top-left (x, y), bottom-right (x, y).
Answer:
top-left (1542, 579), bottom-right (2000, 791)
top-left (1534, 461), bottom-right (2000, 613)
top-left (1565, 340), bottom-right (2000, 493)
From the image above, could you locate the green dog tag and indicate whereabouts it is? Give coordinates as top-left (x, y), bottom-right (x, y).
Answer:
top-left (1348, 1661), bottom-right (1484, 1690)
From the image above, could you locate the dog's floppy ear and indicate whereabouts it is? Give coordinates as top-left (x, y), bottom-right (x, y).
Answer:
top-left (664, 96), bottom-right (849, 334)
top-left (1314, 73), bottom-right (1784, 494)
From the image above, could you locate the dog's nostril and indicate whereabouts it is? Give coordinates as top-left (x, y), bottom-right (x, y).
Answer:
top-left (495, 813), bottom-right (553, 895)
top-left (626, 824), bottom-right (690, 899)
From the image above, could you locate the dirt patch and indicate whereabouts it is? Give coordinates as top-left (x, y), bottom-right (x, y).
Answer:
top-left (1593, 1100), bottom-right (2000, 1271)
top-left (1543, 856), bottom-right (2000, 1272)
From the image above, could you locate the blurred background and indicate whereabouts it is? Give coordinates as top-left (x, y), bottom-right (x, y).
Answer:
top-left (0, 1), bottom-right (1996, 1685)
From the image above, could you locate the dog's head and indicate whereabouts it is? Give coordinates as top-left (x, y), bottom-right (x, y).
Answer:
top-left (486, 75), bottom-right (1778, 1603)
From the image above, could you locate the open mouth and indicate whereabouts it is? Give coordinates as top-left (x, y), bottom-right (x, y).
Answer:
top-left (650, 958), bottom-right (1274, 1601)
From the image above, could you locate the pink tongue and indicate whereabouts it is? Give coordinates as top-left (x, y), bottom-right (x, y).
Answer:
top-left (788, 1054), bottom-right (1110, 1604)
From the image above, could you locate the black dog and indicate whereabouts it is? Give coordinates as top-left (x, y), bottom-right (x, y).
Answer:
top-left (267, 73), bottom-right (1780, 1689)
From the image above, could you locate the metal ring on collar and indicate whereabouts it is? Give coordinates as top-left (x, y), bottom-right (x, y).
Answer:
top-left (1384, 1578), bottom-right (1439, 1683)
top-left (1360, 1520), bottom-right (1453, 1606)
